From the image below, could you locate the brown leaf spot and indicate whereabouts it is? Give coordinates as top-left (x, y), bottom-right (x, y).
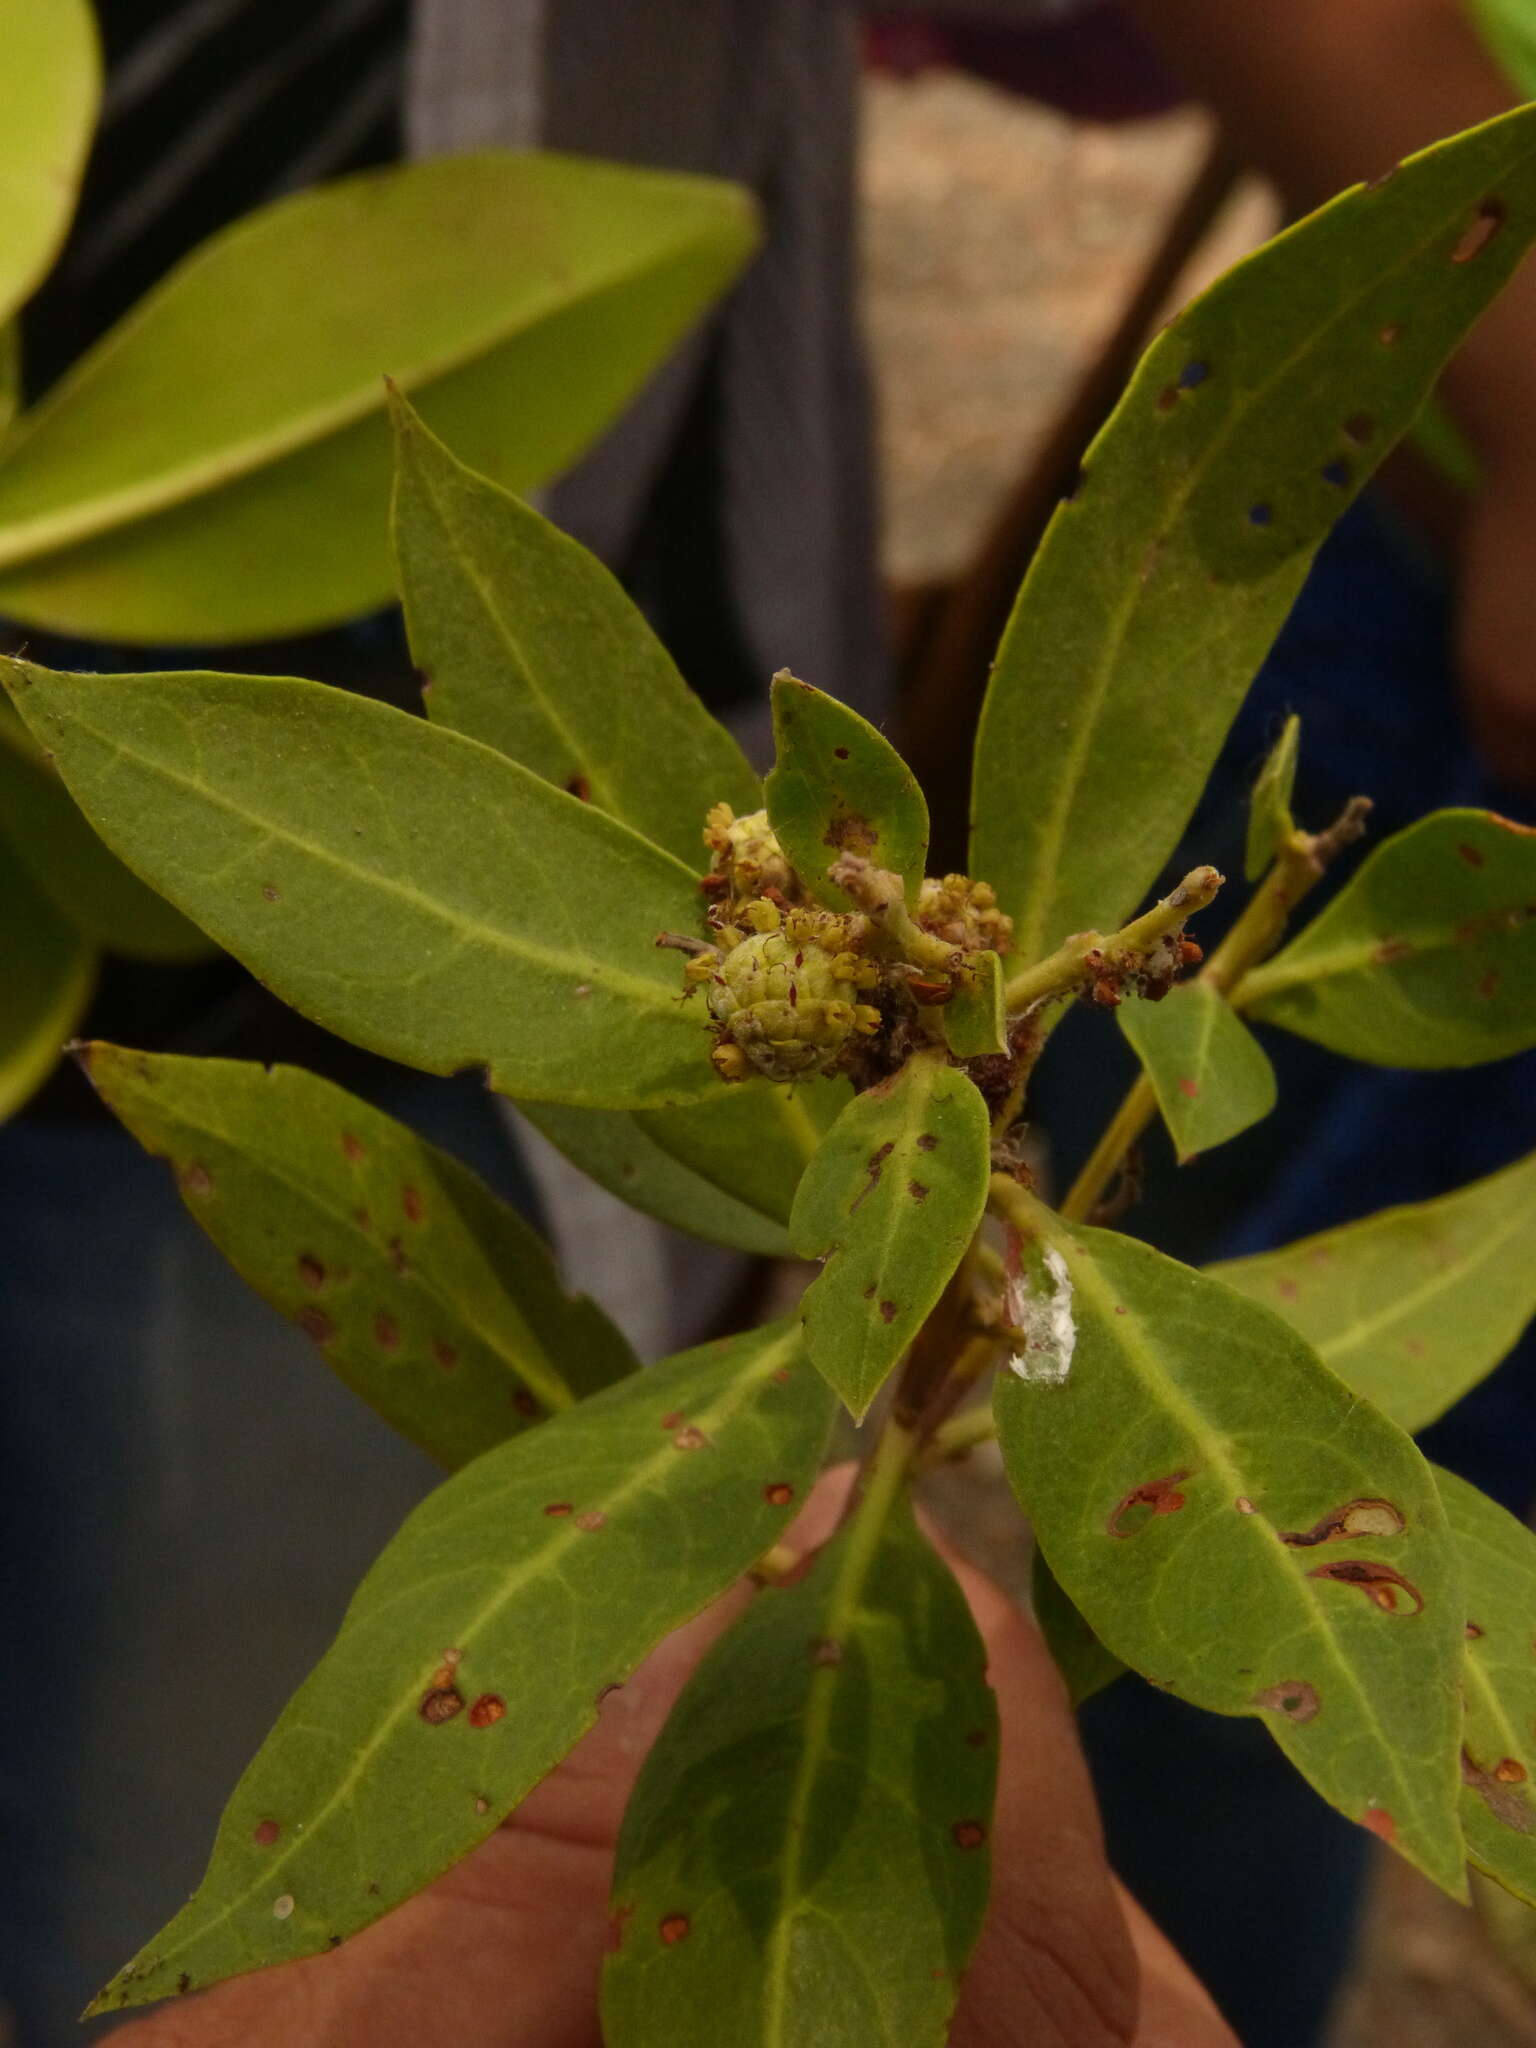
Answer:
top-left (1497, 1757), bottom-right (1529, 1784)
top-left (401, 1185), bottom-right (426, 1225)
top-left (513, 1388), bottom-right (540, 1418)
top-left (1306, 1558), bottom-right (1423, 1614)
top-left (468, 1694), bottom-right (506, 1729)
top-left (660, 1411), bottom-right (684, 1431)
top-left (862, 1285), bottom-right (877, 1300)
top-left (177, 1973), bottom-right (192, 1994)
top-left (965, 1727), bottom-right (990, 1748)
top-left (297, 1255), bottom-right (326, 1291)
top-left (1236, 1496), bottom-right (1256, 1515)
top-left (1343, 412), bottom-right (1377, 446)
top-left (341, 1133), bottom-right (366, 1163)
top-left (387, 1235), bottom-right (410, 1274)
top-left (879, 1300), bottom-right (897, 1324)
top-left (565, 774), bottom-right (591, 802)
top-left (181, 1162), bottom-right (213, 1197)
top-left (474, 1796), bottom-right (490, 1815)
top-left (1278, 1278), bottom-right (1299, 1301)
top-left (1463, 1749), bottom-right (1535, 1832)
top-left (260, 884), bottom-right (280, 903)
top-left (951, 1820), bottom-right (987, 1851)
top-left (596, 1682), bottom-right (624, 1710)
top-left (908, 1180), bottom-right (929, 1202)
top-left (771, 1367), bottom-right (792, 1385)
top-left (1458, 841), bottom-right (1486, 868)
top-left (673, 1426), bottom-right (712, 1451)
top-left (850, 1141), bottom-right (895, 1214)
top-left (372, 1312), bottom-right (400, 1351)
top-left (1403, 1336), bottom-right (1427, 1358)
top-left (811, 1637), bottom-right (844, 1666)
top-left (1253, 1680), bottom-right (1320, 1724)
top-left (353, 1207), bottom-right (372, 1231)
top-left (253, 1819), bottom-right (281, 1847)
top-left (1108, 1471), bottom-right (1192, 1536)
top-left (418, 1686), bottom-right (464, 1725)
top-left (326, 1935), bottom-right (343, 1952)
top-left (1372, 937), bottom-right (1413, 964)
top-left (296, 1306), bottom-right (335, 1345)
top-left (1361, 1806), bottom-right (1396, 1844)
top-left (823, 810), bottom-right (877, 857)
top-left (607, 1904), bottom-right (635, 1953)
top-left (833, 746), bottom-right (850, 760)
top-left (433, 1340), bottom-right (458, 1372)
top-left (1451, 197), bottom-right (1506, 263)
top-left (575, 1510), bottom-right (607, 1533)
top-left (1157, 383), bottom-right (1180, 412)
top-left (543, 1502), bottom-right (573, 1517)
top-left (1465, 1621), bottom-right (1485, 1639)
top-left (659, 1914), bottom-right (691, 1946)
top-left (916, 1133), bottom-right (938, 1152)
top-left (1279, 1498), bottom-right (1405, 1547)
top-left (764, 1482), bottom-right (795, 1506)
top-left (1477, 970), bottom-right (1502, 1001)
top-left (1176, 1076), bottom-right (1199, 1100)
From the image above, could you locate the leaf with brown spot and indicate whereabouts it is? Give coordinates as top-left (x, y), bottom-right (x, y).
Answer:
top-left (1242, 808), bottom-right (1536, 1067)
top-left (1209, 1146), bottom-right (1536, 1433)
top-left (1118, 979), bottom-right (1277, 1163)
top-left (602, 1500), bottom-right (996, 2048)
top-left (84, 1046), bottom-right (634, 1470)
top-left (995, 1218), bottom-right (1465, 1898)
top-left (1434, 1466), bottom-right (1536, 1899)
top-left (764, 671), bottom-right (929, 910)
top-left (789, 1050), bottom-right (989, 1418)
top-left (91, 1320), bottom-right (835, 2016)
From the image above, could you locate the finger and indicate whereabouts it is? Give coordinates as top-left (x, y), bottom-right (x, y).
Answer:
top-left (941, 1542), bottom-right (1140, 2048)
top-left (1116, 1882), bottom-right (1240, 2048)
top-left (1458, 483), bottom-right (1536, 789)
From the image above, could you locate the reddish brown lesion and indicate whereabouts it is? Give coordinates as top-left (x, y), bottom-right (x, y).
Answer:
top-left (1305, 1558), bottom-right (1423, 1614)
top-left (1278, 1499), bottom-right (1405, 1548)
top-left (1107, 1471), bottom-right (1192, 1536)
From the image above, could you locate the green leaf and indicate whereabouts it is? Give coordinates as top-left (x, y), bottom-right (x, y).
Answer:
top-left (1473, 0), bottom-right (1536, 97)
top-left (1434, 1466), bottom-right (1536, 1901)
top-left (522, 1077), bottom-right (850, 1256)
top-left (84, 1046), bottom-right (634, 1469)
top-left (390, 392), bottom-right (759, 868)
top-left (1244, 714), bottom-right (1300, 883)
top-left (765, 673), bottom-right (929, 909)
top-left (941, 952), bottom-right (1008, 1060)
top-left (971, 105), bottom-right (1536, 964)
top-left (1031, 1551), bottom-right (1125, 1710)
top-left (91, 1319), bottom-right (834, 2015)
top-left (994, 1217), bottom-right (1466, 1895)
top-left (789, 1052), bottom-right (989, 1418)
top-left (0, 834), bottom-right (95, 1120)
top-left (0, 699), bottom-right (210, 960)
top-left (0, 323), bottom-right (19, 438)
top-left (1208, 1147), bottom-right (1536, 1435)
top-left (1116, 980), bottom-right (1277, 1162)
top-left (603, 1498), bottom-right (996, 2048)
top-left (0, 0), bottom-right (99, 329)
top-left (1, 659), bottom-right (722, 1110)
top-left (0, 152), bottom-right (756, 643)
top-left (1240, 808), bottom-right (1536, 1067)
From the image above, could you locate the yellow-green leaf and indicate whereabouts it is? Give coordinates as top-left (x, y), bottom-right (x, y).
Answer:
top-left (1241, 808), bottom-right (1536, 1067)
top-left (1434, 1465), bottom-right (1536, 1901)
top-left (85, 1045), bottom-right (635, 1469)
top-left (1117, 979), bottom-right (1277, 1161)
top-left (972, 105), bottom-right (1536, 965)
top-left (1245, 714), bottom-right (1300, 882)
top-left (0, 152), bottom-right (756, 642)
top-left (0, 834), bottom-right (94, 1120)
top-left (0, 0), bottom-right (99, 328)
top-left (603, 1498), bottom-right (997, 2048)
top-left (789, 1051), bottom-right (989, 1418)
top-left (1208, 1148), bottom-right (1536, 1434)
top-left (765, 672), bottom-right (929, 910)
top-left (1, 659), bottom-right (721, 1110)
top-left (390, 391), bottom-right (759, 867)
top-left (92, 1320), bottom-right (834, 2015)
top-left (942, 952), bottom-right (1008, 1060)
top-left (522, 1077), bottom-right (849, 1256)
top-left (995, 1217), bottom-right (1466, 1895)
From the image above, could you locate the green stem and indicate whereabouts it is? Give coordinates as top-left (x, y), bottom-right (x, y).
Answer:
top-left (1001, 864), bottom-right (1223, 1012)
top-left (922, 1402), bottom-right (1000, 1467)
top-left (1058, 1073), bottom-right (1157, 1225)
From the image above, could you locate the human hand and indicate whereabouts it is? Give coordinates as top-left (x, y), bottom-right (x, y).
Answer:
top-left (1456, 453), bottom-right (1536, 790)
top-left (111, 1476), bottom-right (1235, 2048)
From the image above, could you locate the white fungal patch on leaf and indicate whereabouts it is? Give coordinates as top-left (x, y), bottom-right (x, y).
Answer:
top-left (1006, 1239), bottom-right (1077, 1386)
